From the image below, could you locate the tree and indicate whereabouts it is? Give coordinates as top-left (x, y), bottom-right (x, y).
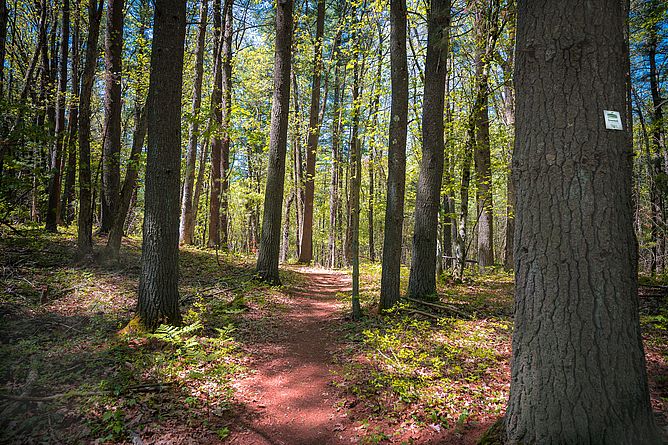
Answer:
top-left (0, 0), bottom-right (7, 98)
top-left (208, 0), bottom-right (223, 248)
top-left (77, 0), bottom-right (104, 254)
top-left (101, 0), bottom-right (124, 233)
top-left (407, 0), bottom-right (450, 299)
top-left (45, 0), bottom-right (70, 232)
top-left (298, 0), bottom-right (326, 264)
top-left (179, 0), bottom-right (208, 245)
top-left (505, 1), bottom-right (663, 442)
top-left (379, 0), bottom-right (408, 310)
top-left (220, 0), bottom-right (233, 248)
top-left (61, 0), bottom-right (80, 225)
top-left (137, 0), bottom-right (186, 330)
top-left (256, 0), bottom-right (294, 284)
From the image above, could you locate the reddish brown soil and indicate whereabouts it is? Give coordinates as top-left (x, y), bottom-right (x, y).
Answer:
top-left (226, 269), bottom-right (358, 445)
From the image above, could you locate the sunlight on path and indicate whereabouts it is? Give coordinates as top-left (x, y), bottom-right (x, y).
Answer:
top-left (226, 269), bottom-right (355, 445)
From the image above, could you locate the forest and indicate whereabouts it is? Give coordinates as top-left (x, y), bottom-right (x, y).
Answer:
top-left (0, 0), bottom-right (667, 443)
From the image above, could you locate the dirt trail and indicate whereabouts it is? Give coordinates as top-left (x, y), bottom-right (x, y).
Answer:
top-left (227, 269), bottom-right (356, 445)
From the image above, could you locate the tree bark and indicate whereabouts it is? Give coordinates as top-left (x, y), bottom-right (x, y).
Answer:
top-left (179, 0), bottom-right (208, 245)
top-left (379, 0), bottom-right (408, 310)
top-left (207, 0), bottom-right (223, 248)
top-left (77, 0), bottom-right (104, 255)
top-left (0, 0), bottom-right (7, 98)
top-left (61, 0), bottom-right (80, 225)
top-left (505, 1), bottom-right (663, 442)
top-left (472, 0), bottom-right (500, 271)
top-left (106, 105), bottom-right (147, 258)
top-left (100, 0), bottom-right (124, 233)
top-left (256, 0), bottom-right (294, 284)
top-left (137, 0), bottom-right (186, 330)
top-left (407, 0), bottom-right (450, 299)
top-left (501, 3), bottom-right (516, 271)
top-left (350, 55), bottom-right (362, 320)
top-left (329, 33), bottom-right (343, 269)
top-left (219, 0), bottom-right (233, 249)
top-left (298, 0), bottom-right (326, 264)
top-left (648, 22), bottom-right (666, 273)
top-left (45, 0), bottom-right (70, 232)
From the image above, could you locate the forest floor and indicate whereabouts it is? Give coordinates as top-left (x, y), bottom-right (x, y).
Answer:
top-left (1, 227), bottom-right (667, 444)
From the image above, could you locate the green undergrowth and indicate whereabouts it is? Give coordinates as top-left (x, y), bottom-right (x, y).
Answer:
top-left (0, 227), bottom-right (294, 444)
top-left (335, 263), bottom-right (513, 436)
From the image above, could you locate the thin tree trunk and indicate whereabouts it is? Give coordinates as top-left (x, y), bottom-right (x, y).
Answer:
top-left (350, 54), bottom-right (362, 320)
top-left (648, 23), bottom-right (666, 273)
top-left (45, 0), bottom-right (70, 232)
top-left (106, 105), bottom-right (147, 258)
top-left (291, 71), bottom-right (304, 256)
top-left (505, 1), bottom-right (662, 442)
top-left (100, 0), bottom-right (124, 233)
top-left (220, 0), bottom-right (233, 249)
top-left (61, 0), bottom-right (80, 225)
top-left (0, 0), bottom-right (7, 98)
top-left (256, 0), bottom-right (294, 284)
top-left (329, 33), bottom-right (342, 269)
top-left (137, 0), bottom-right (186, 330)
top-left (472, 0), bottom-right (500, 271)
top-left (298, 0), bottom-right (326, 264)
top-left (179, 0), bottom-right (208, 245)
top-left (501, 1), bottom-right (516, 271)
top-left (77, 0), bottom-right (104, 254)
top-left (407, 0), bottom-right (450, 299)
top-left (380, 0), bottom-right (408, 310)
top-left (192, 138), bottom-right (209, 241)
top-left (207, 0), bottom-right (223, 248)
top-left (281, 190), bottom-right (294, 262)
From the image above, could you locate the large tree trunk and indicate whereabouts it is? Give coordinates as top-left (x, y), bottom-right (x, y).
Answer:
top-left (505, 1), bottom-right (662, 442)
top-left (100, 0), bottom-right (124, 233)
top-left (207, 0), bottom-right (223, 248)
top-left (298, 0), bottom-right (326, 264)
top-left (219, 0), bottom-right (233, 249)
top-left (256, 0), bottom-right (294, 284)
top-left (179, 0), bottom-right (208, 245)
top-left (379, 0), bottom-right (408, 310)
top-left (45, 0), bottom-right (70, 232)
top-left (407, 0), bottom-right (450, 299)
top-left (77, 0), bottom-right (104, 254)
top-left (61, 1), bottom-right (80, 225)
top-left (138, 0), bottom-right (186, 330)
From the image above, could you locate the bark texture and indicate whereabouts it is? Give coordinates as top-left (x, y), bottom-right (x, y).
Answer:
top-left (298, 0), bottom-right (326, 264)
top-left (407, 0), bottom-right (450, 299)
top-left (61, 3), bottom-right (80, 225)
top-left (380, 0), bottom-right (408, 310)
top-left (138, 0), bottom-right (186, 330)
top-left (106, 106), bottom-right (147, 258)
top-left (77, 0), bottom-right (104, 254)
top-left (45, 0), bottom-right (69, 232)
top-left (256, 0), bottom-right (294, 284)
top-left (101, 0), bottom-right (124, 233)
top-left (506, 1), bottom-right (662, 443)
top-left (179, 0), bottom-right (208, 245)
top-left (207, 0), bottom-right (223, 248)
top-left (220, 0), bottom-right (233, 249)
